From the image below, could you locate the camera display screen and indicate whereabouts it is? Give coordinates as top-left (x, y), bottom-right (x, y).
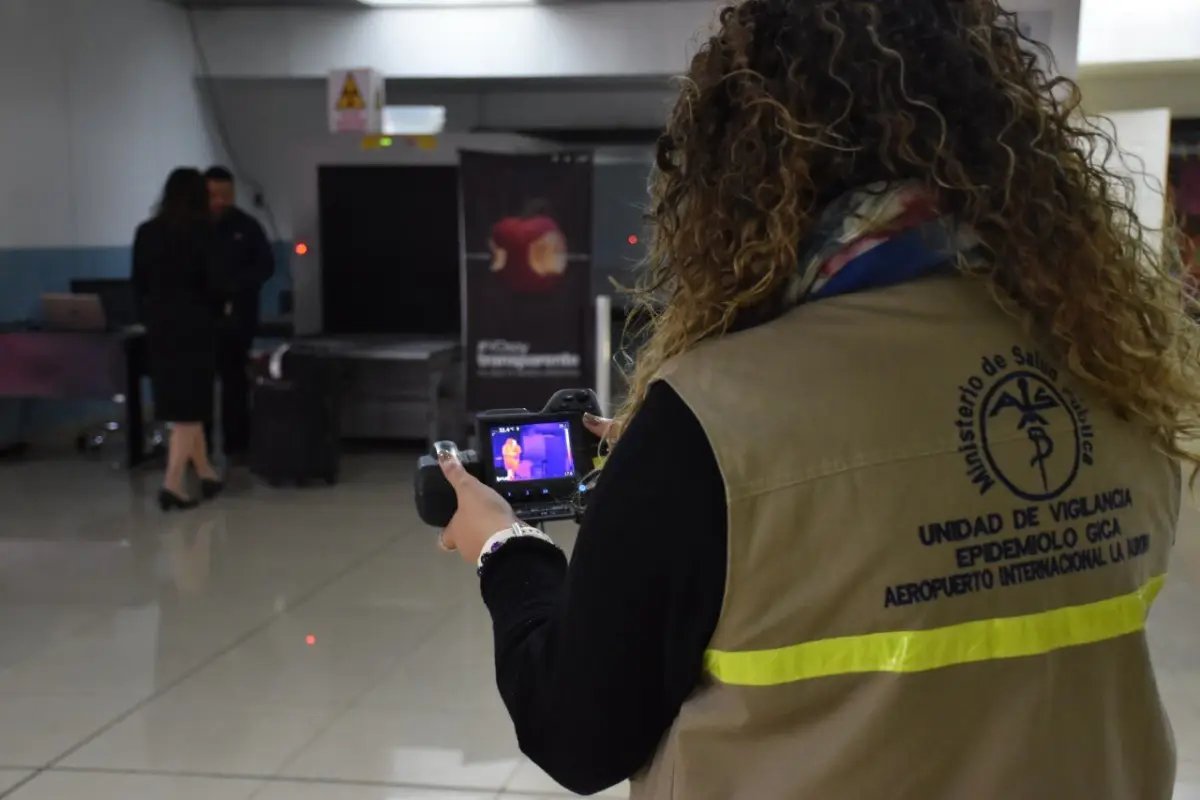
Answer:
top-left (489, 421), bottom-right (576, 483)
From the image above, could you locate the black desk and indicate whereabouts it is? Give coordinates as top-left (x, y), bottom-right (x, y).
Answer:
top-left (0, 327), bottom-right (148, 468)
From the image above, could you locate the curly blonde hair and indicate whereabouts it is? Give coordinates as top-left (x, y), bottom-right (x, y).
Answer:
top-left (617, 0), bottom-right (1200, 470)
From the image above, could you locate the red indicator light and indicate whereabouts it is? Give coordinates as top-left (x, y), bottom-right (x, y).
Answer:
top-left (627, 235), bottom-right (638, 245)
top-left (295, 243), bottom-right (309, 256)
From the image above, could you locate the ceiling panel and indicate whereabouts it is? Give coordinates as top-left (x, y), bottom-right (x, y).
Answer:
top-left (170, 0), bottom-right (362, 6)
top-left (171, 0), bottom-right (653, 6)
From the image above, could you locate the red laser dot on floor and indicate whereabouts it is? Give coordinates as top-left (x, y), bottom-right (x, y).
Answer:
top-left (305, 635), bottom-right (316, 646)
top-left (295, 242), bottom-right (309, 256)
top-left (627, 235), bottom-right (638, 245)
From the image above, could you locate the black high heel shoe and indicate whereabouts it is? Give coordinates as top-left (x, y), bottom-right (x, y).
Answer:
top-left (159, 489), bottom-right (199, 512)
top-left (200, 478), bottom-right (225, 501)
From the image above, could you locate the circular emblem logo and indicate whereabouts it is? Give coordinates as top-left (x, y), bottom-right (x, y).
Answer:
top-left (979, 371), bottom-right (1081, 502)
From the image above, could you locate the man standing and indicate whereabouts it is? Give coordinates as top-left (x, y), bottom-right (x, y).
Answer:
top-left (205, 166), bottom-right (274, 459)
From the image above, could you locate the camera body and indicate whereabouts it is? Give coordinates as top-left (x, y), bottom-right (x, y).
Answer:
top-left (414, 389), bottom-right (604, 527)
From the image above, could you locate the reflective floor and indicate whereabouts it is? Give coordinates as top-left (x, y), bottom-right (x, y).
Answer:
top-left (0, 452), bottom-right (1198, 799)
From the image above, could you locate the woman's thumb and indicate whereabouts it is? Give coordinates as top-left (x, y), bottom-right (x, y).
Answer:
top-left (434, 442), bottom-right (466, 487)
top-left (583, 413), bottom-right (613, 438)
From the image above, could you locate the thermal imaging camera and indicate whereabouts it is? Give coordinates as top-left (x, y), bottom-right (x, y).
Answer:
top-left (414, 389), bottom-right (604, 527)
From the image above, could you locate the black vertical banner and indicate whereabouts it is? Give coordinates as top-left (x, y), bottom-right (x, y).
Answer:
top-left (1169, 120), bottom-right (1200, 291)
top-left (460, 151), bottom-right (593, 412)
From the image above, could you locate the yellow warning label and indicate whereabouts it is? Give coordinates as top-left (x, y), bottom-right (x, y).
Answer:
top-left (336, 73), bottom-right (366, 111)
top-left (361, 136), bottom-right (394, 150)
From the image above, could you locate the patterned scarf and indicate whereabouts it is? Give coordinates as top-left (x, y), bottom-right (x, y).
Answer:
top-left (784, 182), bottom-right (981, 307)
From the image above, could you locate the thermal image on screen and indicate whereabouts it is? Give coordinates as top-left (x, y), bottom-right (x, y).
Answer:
top-left (490, 421), bottom-right (575, 483)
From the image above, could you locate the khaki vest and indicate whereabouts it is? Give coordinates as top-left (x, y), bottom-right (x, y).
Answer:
top-left (635, 275), bottom-right (1179, 800)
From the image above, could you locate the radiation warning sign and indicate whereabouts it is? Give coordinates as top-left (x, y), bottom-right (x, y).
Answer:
top-left (336, 74), bottom-right (366, 111)
top-left (328, 68), bottom-right (385, 134)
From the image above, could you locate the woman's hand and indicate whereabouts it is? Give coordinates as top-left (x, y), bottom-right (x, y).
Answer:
top-left (438, 450), bottom-right (518, 564)
top-left (583, 413), bottom-right (618, 442)
top-left (438, 413), bottom-right (616, 564)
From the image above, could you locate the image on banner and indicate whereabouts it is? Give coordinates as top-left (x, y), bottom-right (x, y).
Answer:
top-left (1170, 119), bottom-right (1200, 302)
top-left (459, 151), bottom-right (594, 412)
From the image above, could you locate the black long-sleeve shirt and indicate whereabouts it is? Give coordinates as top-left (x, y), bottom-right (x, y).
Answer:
top-left (213, 207), bottom-right (274, 332)
top-left (481, 381), bottom-right (728, 795)
top-left (131, 217), bottom-right (224, 346)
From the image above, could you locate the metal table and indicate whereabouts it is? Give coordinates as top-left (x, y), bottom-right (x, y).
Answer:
top-left (255, 336), bottom-right (462, 447)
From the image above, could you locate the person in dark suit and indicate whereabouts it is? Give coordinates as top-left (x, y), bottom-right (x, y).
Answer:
top-left (204, 166), bottom-right (274, 458)
top-left (133, 168), bottom-right (225, 511)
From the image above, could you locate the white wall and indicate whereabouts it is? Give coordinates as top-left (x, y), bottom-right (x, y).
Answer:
top-left (1007, 0), bottom-right (1081, 78)
top-left (0, 0), bottom-right (219, 250)
top-left (191, 0), bottom-right (1081, 81)
top-left (192, 1), bottom-right (719, 80)
top-left (1081, 70), bottom-right (1200, 118)
top-left (206, 79), bottom-right (671, 242)
top-left (1079, 0), bottom-right (1200, 69)
top-left (1095, 109), bottom-right (1172, 254)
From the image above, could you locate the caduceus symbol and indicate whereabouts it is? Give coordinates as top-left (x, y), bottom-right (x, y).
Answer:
top-left (1025, 426), bottom-right (1054, 491)
top-left (988, 377), bottom-right (1061, 492)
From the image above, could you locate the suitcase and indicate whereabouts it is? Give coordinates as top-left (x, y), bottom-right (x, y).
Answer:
top-left (249, 345), bottom-right (340, 487)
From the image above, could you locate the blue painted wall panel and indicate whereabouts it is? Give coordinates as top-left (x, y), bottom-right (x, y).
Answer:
top-left (0, 247), bottom-right (133, 323)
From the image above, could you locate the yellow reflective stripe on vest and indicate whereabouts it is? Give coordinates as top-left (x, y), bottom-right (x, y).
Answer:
top-left (705, 575), bottom-right (1165, 687)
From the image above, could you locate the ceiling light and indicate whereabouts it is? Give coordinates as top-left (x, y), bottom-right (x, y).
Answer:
top-left (359, 0), bottom-right (535, 7)
top-left (383, 105), bottom-right (447, 136)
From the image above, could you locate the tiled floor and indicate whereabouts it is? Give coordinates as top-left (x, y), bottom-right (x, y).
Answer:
top-left (0, 452), bottom-right (1197, 799)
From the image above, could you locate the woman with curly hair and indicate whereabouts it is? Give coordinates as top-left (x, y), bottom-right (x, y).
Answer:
top-left (435, 1), bottom-right (1198, 797)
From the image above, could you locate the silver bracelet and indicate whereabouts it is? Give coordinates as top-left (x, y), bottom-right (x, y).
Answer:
top-left (477, 523), bottom-right (555, 576)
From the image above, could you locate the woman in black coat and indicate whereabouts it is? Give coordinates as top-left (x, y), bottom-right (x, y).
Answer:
top-left (132, 168), bottom-right (225, 511)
